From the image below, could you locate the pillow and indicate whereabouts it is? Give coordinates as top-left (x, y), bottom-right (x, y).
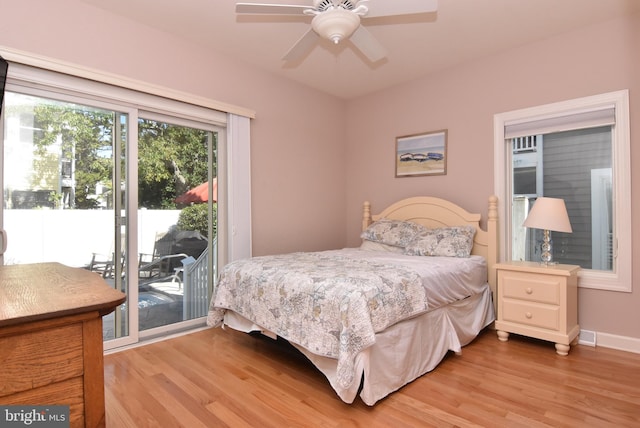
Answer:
top-left (359, 240), bottom-right (406, 253)
top-left (360, 219), bottom-right (427, 248)
top-left (404, 225), bottom-right (476, 258)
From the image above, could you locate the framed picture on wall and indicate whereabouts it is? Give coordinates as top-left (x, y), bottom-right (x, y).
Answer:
top-left (395, 129), bottom-right (447, 177)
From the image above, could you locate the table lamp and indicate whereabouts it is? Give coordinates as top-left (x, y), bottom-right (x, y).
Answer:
top-left (523, 197), bottom-right (572, 265)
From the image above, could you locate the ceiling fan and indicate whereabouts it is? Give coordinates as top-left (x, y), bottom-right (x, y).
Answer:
top-left (236, 0), bottom-right (438, 63)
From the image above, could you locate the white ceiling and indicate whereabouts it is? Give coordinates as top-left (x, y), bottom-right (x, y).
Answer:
top-left (81, 0), bottom-right (640, 100)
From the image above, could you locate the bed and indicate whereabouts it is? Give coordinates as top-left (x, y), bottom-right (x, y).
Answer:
top-left (207, 196), bottom-right (499, 405)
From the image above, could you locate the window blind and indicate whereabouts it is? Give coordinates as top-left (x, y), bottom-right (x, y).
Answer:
top-left (504, 107), bottom-right (615, 139)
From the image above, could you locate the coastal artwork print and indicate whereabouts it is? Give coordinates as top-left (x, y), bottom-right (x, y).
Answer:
top-left (395, 129), bottom-right (447, 177)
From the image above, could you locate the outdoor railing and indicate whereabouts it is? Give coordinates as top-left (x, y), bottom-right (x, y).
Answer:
top-left (182, 238), bottom-right (217, 320)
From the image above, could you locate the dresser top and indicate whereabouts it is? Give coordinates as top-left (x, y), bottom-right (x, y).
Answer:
top-left (0, 262), bottom-right (126, 327)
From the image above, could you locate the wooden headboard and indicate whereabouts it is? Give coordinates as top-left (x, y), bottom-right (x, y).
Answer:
top-left (362, 196), bottom-right (499, 299)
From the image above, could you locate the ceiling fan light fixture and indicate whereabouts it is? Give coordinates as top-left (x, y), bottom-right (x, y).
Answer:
top-left (311, 8), bottom-right (360, 44)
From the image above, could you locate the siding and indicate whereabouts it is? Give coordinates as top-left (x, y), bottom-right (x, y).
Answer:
top-left (542, 126), bottom-right (612, 268)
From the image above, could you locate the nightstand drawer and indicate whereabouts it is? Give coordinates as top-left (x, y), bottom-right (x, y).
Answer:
top-left (500, 271), bottom-right (560, 305)
top-left (502, 300), bottom-right (559, 330)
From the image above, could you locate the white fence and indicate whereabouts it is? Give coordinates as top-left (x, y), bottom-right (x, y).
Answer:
top-left (3, 209), bottom-right (182, 267)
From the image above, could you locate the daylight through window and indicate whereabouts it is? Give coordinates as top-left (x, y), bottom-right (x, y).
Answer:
top-left (494, 90), bottom-right (631, 292)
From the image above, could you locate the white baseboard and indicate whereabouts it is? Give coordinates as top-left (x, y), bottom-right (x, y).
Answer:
top-left (582, 329), bottom-right (640, 354)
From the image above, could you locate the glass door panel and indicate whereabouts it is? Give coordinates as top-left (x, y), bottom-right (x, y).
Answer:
top-left (137, 116), bottom-right (217, 334)
top-left (1, 91), bottom-right (133, 345)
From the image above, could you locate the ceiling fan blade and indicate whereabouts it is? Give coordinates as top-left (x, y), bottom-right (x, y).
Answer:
top-left (236, 3), bottom-right (310, 15)
top-left (361, 0), bottom-right (438, 18)
top-left (349, 25), bottom-right (387, 62)
top-left (282, 29), bottom-right (320, 61)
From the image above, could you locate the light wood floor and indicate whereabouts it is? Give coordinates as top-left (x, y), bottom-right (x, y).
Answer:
top-left (104, 327), bottom-right (640, 427)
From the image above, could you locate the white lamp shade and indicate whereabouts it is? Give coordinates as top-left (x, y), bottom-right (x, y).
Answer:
top-left (523, 197), bottom-right (573, 233)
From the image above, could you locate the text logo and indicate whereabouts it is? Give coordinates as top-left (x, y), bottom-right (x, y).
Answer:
top-left (0, 406), bottom-right (69, 427)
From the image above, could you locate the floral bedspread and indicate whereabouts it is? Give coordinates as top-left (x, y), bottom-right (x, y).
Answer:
top-left (207, 250), bottom-right (427, 389)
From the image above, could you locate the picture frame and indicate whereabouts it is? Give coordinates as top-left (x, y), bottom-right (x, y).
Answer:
top-left (395, 129), bottom-right (447, 177)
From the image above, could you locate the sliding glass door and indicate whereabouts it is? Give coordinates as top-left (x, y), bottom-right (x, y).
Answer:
top-left (1, 87), bottom-right (220, 347)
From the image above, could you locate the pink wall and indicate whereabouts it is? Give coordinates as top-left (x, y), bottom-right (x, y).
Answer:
top-left (345, 14), bottom-right (640, 340)
top-left (0, 0), bottom-right (348, 257)
top-left (1, 1), bottom-right (638, 341)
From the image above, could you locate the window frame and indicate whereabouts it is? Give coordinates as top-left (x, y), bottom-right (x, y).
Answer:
top-left (494, 90), bottom-right (631, 292)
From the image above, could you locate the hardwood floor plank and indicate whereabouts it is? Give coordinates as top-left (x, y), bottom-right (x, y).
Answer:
top-left (104, 327), bottom-right (640, 427)
top-left (105, 355), bottom-right (183, 427)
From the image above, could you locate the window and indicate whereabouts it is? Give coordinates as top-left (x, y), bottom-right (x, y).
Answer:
top-left (494, 90), bottom-right (631, 292)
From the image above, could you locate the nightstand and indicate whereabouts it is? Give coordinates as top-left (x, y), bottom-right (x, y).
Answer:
top-left (495, 261), bottom-right (580, 355)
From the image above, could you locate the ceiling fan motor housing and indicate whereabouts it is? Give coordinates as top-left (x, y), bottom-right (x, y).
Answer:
top-left (313, 0), bottom-right (357, 12)
top-left (312, 7), bottom-right (361, 44)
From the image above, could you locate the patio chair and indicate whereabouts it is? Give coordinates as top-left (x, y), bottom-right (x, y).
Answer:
top-left (86, 251), bottom-right (116, 278)
top-left (86, 236), bottom-right (125, 279)
top-left (138, 231), bottom-right (188, 282)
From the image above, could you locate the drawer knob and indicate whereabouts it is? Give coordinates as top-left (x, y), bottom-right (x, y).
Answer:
top-left (525, 312), bottom-right (532, 319)
top-left (525, 287), bottom-right (533, 294)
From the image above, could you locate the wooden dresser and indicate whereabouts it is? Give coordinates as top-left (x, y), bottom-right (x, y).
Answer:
top-left (0, 263), bottom-right (126, 428)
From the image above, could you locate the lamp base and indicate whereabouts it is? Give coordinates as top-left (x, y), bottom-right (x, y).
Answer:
top-left (539, 229), bottom-right (556, 265)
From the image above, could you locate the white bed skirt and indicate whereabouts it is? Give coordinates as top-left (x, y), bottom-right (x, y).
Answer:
top-left (222, 286), bottom-right (495, 406)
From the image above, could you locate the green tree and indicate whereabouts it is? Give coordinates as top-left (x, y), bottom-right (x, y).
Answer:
top-left (32, 103), bottom-right (115, 209)
top-left (177, 203), bottom-right (216, 238)
top-left (29, 104), bottom-right (215, 209)
top-left (137, 119), bottom-right (215, 209)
